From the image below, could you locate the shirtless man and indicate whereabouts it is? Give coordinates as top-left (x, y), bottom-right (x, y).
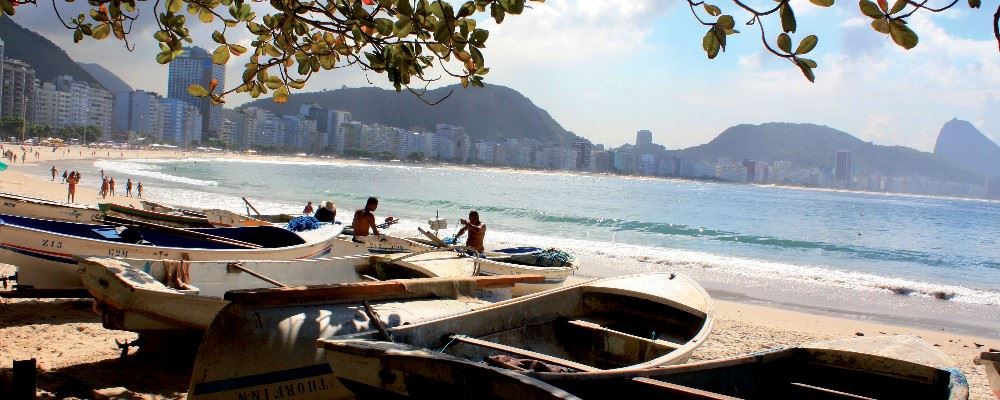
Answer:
top-left (351, 197), bottom-right (380, 241)
top-left (456, 210), bottom-right (487, 253)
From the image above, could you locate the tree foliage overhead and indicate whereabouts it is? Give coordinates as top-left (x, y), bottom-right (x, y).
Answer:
top-left (0, 0), bottom-right (996, 96)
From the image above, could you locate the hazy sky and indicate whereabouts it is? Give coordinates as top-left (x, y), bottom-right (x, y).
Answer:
top-left (7, 0), bottom-right (1000, 149)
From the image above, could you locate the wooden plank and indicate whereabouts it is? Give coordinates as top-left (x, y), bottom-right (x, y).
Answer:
top-left (417, 227), bottom-right (449, 247)
top-left (566, 319), bottom-right (682, 350)
top-left (787, 382), bottom-right (876, 400)
top-left (448, 335), bottom-right (600, 372)
top-left (631, 378), bottom-right (741, 400)
top-left (0, 289), bottom-right (91, 298)
top-left (224, 275), bottom-right (545, 304)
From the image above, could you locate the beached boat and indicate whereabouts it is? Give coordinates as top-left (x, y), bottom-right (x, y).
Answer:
top-left (202, 208), bottom-right (291, 227)
top-left (976, 350), bottom-right (1000, 399)
top-left (140, 200), bottom-right (206, 217)
top-left (0, 192), bottom-right (103, 223)
top-left (322, 335), bottom-right (968, 400)
top-left (191, 272), bottom-right (711, 400)
top-left (0, 213), bottom-right (347, 290)
top-left (319, 341), bottom-right (581, 400)
top-left (100, 203), bottom-right (215, 228)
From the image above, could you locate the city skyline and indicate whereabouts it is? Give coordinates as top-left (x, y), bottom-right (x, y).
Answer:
top-left (5, 1), bottom-right (999, 151)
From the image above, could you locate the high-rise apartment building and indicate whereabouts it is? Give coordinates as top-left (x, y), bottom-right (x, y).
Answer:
top-left (160, 97), bottom-right (203, 146)
top-left (167, 46), bottom-right (225, 141)
top-left (32, 75), bottom-right (113, 140)
top-left (113, 90), bottom-right (165, 141)
top-left (2, 58), bottom-right (35, 127)
top-left (636, 129), bottom-right (653, 147)
top-left (835, 150), bottom-right (853, 183)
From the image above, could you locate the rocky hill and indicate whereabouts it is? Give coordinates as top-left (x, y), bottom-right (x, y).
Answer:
top-left (78, 62), bottom-right (132, 94)
top-left (933, 118), bottom-right (1000, 178)
top-left (668, 122), bottom-right (981, 183)
top-left (240, 84), bottom-right (577, 144)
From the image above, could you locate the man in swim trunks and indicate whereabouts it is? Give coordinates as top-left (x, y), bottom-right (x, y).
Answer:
top-left (456, 210), bottom-right (487, 253)
top-left (351, 197), bottom-right (380, 242)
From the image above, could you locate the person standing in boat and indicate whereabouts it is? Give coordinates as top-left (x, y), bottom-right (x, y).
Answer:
top-left (456, 210), bottom-right (487, 254)
top-left (314, 201), bottom-right (336, 222)
top-left (351, 197), bottom-right (381, 242)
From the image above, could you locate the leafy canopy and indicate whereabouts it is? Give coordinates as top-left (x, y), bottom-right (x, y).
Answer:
top-left (0, 0), bottom-right (996, 100)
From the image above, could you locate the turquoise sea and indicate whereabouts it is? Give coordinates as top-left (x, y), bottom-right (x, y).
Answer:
top-left (34, 157), bottom-right (1000, 333)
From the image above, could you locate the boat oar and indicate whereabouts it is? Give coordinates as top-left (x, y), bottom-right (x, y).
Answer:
top-left (242, 197), bottom-right (263, 217)
top-left (226, 262), bottom-right (287, 287)
top-left (101, 214), bottom-right (262, 249)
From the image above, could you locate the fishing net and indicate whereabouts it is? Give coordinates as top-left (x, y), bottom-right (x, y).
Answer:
top-left (285, 216), bottom-right (321, 232)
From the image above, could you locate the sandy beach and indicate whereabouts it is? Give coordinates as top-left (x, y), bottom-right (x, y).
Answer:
top-left (0, 146), bottom-right (996, 399)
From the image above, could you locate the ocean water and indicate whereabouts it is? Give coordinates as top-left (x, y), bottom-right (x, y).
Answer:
top-left (38, 157), bottom-right (1000, 328)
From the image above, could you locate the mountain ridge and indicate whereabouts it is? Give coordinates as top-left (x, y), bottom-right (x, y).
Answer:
top-left (933, 118), bottom-right (1000, 178)
top-left (78, 62), bottom-right (132, 94)
top-left (0, 16), bottom-right (105, 90)
top-left (239, 84), bottom-right (578, 144)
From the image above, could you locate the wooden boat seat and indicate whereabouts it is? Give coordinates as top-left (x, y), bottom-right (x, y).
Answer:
top-left (785, 382), bottom-right (876, 400)
top-left (565, 318), bottom-right (683, 350)
top-left (632, 378), bottom-right (741, 400)
top-left (448, 335), bottom-right (600, 372)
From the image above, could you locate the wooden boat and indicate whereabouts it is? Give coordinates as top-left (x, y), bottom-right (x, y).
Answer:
top-left (319, 340), bottom-right (580, 400)
top-left (0, 191), bottom-right (103, 223)
top-left (976, 350), bottom-right (1000, 399)
top-left (322, 335), bottom-right (968, 400)
top-left (0, 213), bottom-right (347, 290)
top-left (100, 203), bottom-right (215, 228)
top-left (81, 250), bottom-right (522, 332)
top-left (192, 272), bottom-right (711, 400)
top-left (140, 200), bottom-right (206, 217)
top-left (202, 208), bottom-right (291, 227)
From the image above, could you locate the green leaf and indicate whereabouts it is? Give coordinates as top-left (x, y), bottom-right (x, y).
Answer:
top-left (809, 0), bottom-right (835, 7)
top-left (187, 84), bottom-right (210, 97)
top-left (74, 29), bottom-right (84, 43)
top-left (795, 34), bottom-right (818, 54)
top-left (716, 15), bottom-right (735, 30)
top-left (394, 19), bottom-right (414, 37)
top-left (396, 0), bottom-right (413, 15)
top-left (777, 33), bottom-right (792, 53)
top-left (490, 3), bottom-right (505, 23)
top-left (212, 44), bottom-right (231, 64)
top-left (228, 44), bottom-right (247, 55)
top-left (859, 0), bottom-right (883, 18)
top-left (167, 0), bottom-right (183, 13)
top-left (470, 28), bottom-right (489, 47)
top-left (212, 30), bottom-right (226, 44)
top-left (794, 59), bottom-right (815, 82)
top-left (968, 0), bottom-right (980, 7)
top-left (888, 19), bottom-right (918, 49)
top-left (92, 23), bottom-right (111, 40)
top-left (273, 86), bottom-right (289, 103)
top-left (199, 9), bottom-right (214, 23)
top-left (0, 0), bottom-right (14, 15)
top-left (154, 30), bottom-right (170, 42)
top-left (704, 4), bottom-right (722, 16)
top-left (798, 57), bottom-right (818, 68)
top-left (702, 29), bottom-right (721, 59)
top-left (780, 3), bottom-right (796, 33)
top-left (265, 76), bottom-right (282, 89)
top-left (870, 19), bottom-right (890, 33)
top-left (889, 0), bottom-right (906, 13)
top-left (374, 18), bottom-right (393, 36)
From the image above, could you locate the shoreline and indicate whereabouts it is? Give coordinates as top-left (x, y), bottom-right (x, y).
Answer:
top-left (0, 146), bottom-right (997, 398)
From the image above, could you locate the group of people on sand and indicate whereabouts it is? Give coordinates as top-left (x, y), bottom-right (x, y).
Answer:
top-left (303, 197), bottom-right (488, 253)
top-left (53, 166), bottom-right (143, 203)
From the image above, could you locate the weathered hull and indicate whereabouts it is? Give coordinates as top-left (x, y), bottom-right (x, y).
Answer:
top-left (79, 258), bottom-right (229, 331)
top-left (320, 273), bottom-right (713, 399)
top-left (324, 336), bottom-right (967, 400)
top-left (101, 203), bottom-right (213, 228)
top-left (111, 255), bottom-right (372, 298)
top-left (531, 335), bottom-right (969, 400)
top-left (0, 219), bottom-right (347, 290)
top-left (0, 192), bottom-right (103, 223)
top-left (977, 351), bottom-right (1000, 399)
top-left (188, 281), bottom-right (515, 400)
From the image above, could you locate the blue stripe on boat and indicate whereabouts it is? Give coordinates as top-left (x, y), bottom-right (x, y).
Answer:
top-left (190, 363), bottom-right (333, 394)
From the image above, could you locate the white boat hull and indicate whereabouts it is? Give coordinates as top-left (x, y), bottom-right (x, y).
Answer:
top-left (0, 192), bottom-right (103, 223)
top-left (0, 221), bottom-right (353, 290)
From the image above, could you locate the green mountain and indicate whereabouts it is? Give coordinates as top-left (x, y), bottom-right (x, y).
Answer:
top-left (239, 84), bottom-right (577, 144)
top-left (78, 62), bottom-right (132, 94)
top-left (0, 16), bottom-right (104, 89)
top-left (668, 122), bottom-right (981, 183)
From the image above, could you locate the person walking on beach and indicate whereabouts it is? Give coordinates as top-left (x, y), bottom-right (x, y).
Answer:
top-left (50, 166), bottom-right (57, 181)
top-left (351, 197), bottom-right (381, 241)
top-left (109, 177), bottom-right (116, 196)
top-left (456, 210), bottom-right (487, 253)
top-left (314, 201), bottom-right (336, 222)
top-left (100, 177), bottom-right (109, 199)
top-left (67, 172), bottom-right (79, 203)
top-left (125, 179), bottom-right (133, 197)
top-left (136, 182), bottom-right (143, 198)
top-left (303, 201), bottom-right (314, 215)
top-left (61, 170), bottom-right (68, 183)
